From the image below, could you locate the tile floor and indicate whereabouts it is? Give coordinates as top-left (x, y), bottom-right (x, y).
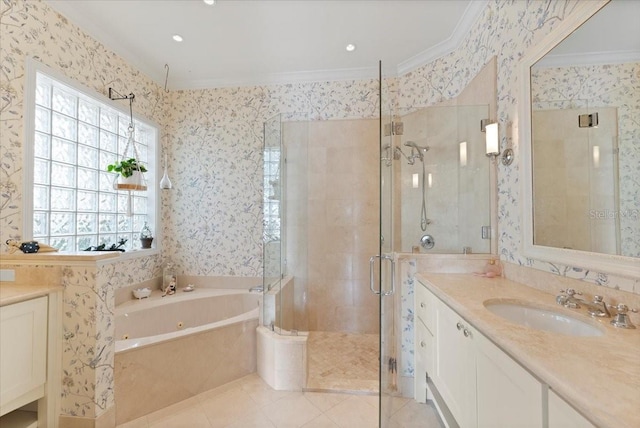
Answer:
top-left (116, 373), bottom-right (443, 428)
top-left (306, 331), bottom-right (379, 393)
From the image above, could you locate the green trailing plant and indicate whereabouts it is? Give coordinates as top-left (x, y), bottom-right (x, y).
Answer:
top-left (106, 158), bottom-right (148, 178)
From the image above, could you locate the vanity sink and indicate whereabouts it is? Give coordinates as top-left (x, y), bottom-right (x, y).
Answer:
top-left (484, 300), bottom-right (604, 337)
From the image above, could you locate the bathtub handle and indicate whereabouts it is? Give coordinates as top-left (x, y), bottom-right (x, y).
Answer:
top-left (369, 254), bottom-right (395, 296)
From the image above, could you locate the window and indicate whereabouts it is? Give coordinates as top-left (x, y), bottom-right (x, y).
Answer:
top-left (263, 147), bottom-right (281, 243)
top-left (25, 65), bottom-right (158, 252)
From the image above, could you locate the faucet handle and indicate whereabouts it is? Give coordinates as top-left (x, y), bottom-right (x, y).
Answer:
top-left (593, 295), bottom-right (604, 303)
top-left (609, 304), bottom-right (637, 329)
top-left (561, 288), bottom-right (582, 297)
top-left (609, 303), bottom-right (638, 314)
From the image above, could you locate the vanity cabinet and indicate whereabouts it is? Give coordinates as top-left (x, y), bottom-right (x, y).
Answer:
top-left (433, 297), bottom-right (478, 428)
top-left (416, 279), bottom-right (543, 428)
top-left (0, 292), bottom-right (61, 428)
top-left (0, 296), bottom-right (47, 412)
top-left (548, 390), bottom-right (595, 428)
top-left (414, 281), bottom-right (437, 403)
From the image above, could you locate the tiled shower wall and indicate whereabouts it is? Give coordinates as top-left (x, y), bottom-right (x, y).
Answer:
top-left (283, 119), bottom-right (380, 333)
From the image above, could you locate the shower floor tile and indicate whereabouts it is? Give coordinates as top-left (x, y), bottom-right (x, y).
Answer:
top-left (305, 331), bottom-right (379, 393)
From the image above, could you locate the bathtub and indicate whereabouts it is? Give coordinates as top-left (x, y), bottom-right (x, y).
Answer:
top-left (114, 288), bottom-right (260, 425)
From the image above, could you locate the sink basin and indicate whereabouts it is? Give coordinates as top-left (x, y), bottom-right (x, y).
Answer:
top-left (484, 300), bottom-right (604, 337)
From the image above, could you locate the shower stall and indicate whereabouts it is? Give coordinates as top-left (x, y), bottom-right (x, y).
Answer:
top-left (261, 102), bottom-right (490, 396)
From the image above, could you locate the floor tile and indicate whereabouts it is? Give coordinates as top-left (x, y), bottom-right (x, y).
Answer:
top-left (224, 408), bottom-right (276, 428)
top-left (262, 393), bottom-right (322, 427)
top-left (323, 395), bottom-right (378, 428)
top-left (200, 387), bottom-right (260, 428)
top-left (303, 392), bottom-right (350, 412)
top-left (388, 400), bottom-right (443, 428)
top-left (306, 331), bottom-right (378, 393)
top-left (301, 414), bottom-right (340, 428)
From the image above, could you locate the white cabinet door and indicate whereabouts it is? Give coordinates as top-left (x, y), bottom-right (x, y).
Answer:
top-left (548, 390), bottom-right (595, 428)
top-left (475, 332), bottom-right (543, 428)
top-left (414, 317), bottom-right (433, 403)
top-left (434, 300), bottom-right (477, 428)
top-left (0, 297), bottom-right (48, 413)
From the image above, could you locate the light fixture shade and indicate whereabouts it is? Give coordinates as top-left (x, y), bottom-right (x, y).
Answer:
top-left (459, 142), bottom-right (468, 167)
top-left (485, 123), bottom-right (499, 156)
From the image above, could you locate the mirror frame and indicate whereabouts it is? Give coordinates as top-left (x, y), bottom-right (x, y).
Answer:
top-left (519, 0), bottom-right (639, 278)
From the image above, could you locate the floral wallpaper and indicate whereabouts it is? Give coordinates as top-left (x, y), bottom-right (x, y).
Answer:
top-left (164, 80), bottom-right (380, 277)
top-left (1, 0), bottom-right (638, 422)
top-left (1, 0), bottom-right (164, 419)
top-left (532, 62), bottom-right (640, 258)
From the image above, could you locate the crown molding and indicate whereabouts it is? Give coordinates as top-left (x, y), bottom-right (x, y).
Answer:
top-left (534, 50), bottom-right (640, 68)
top-left (174, 66), bottom-right (382, 90)
top-left (396, 0), bottom-right (488, 75)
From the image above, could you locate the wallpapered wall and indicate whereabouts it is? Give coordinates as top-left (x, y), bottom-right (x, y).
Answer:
top-left (397, 0), bottom-right (638, 293)
top-left (164, 82), bottom-right (380, 277)
top-left (532, 62), bottom-right (640, 258)
top-left (1, 1), bottom-right (637, 302)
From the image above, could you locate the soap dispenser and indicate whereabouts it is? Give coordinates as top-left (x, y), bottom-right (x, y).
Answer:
top-left (484, 259), bottom-right (502, 277)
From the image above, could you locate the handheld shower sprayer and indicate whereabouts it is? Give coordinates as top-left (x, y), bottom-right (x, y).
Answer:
top-left (404, 141), bottom-right (430, 163)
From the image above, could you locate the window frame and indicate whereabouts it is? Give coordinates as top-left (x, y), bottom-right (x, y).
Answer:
top-left (23, 58), bottom-right (161, 257)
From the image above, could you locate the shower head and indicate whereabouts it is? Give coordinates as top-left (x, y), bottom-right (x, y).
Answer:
top-left (404, 141), bottom-right (430, 161)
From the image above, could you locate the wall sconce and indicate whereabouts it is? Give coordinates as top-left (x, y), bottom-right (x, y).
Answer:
top-left (427, 173), bottom-right (433, 188)
top-left (482, 121), bottom-right (514, 166)
top-left (485, 122), bottom-right (499, 157)
top-left (459, 142), bottom-right (468, 167)
top-left (412, 173), bottom-right (419, 189)
top-left (592, 145), bottom-right (600, 168)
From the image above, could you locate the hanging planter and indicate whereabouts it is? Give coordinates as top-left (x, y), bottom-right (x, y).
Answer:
top-left (107, 158), bottom-right (148, 191)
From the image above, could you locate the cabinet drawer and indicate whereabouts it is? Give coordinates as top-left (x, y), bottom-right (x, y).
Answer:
top-left (414, 317), bottom-right (434, 404)
top-left (415, 280), bottom-right (436, 333)
top-left (0, 297), bottom-right (48, 412)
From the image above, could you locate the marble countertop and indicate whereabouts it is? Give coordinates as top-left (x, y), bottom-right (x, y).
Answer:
top-left (0, 283), bottom-right (64, 306)
top-left (416, 273), bottom-right (640, 428)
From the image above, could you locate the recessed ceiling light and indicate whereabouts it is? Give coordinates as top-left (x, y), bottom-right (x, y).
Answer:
top-left (203, 0), bottom-right (215, 5)
top-left (346, 43), bottom-right (356, 52)
top-left (172, 34), bottom-right (183, 42)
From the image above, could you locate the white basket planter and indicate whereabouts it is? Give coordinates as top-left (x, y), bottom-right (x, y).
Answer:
top-left (115, 170), bottom-right (147, 191)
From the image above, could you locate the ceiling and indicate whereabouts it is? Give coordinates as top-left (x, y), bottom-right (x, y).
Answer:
top-left (538, 0), bottom-right (640, 67)
top-left (45, 0), bottom-right (486, 90)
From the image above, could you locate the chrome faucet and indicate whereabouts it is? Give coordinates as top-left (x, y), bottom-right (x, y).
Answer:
top-left (249, 285), bottom-right (264, 293)
top-left (585, 295), bottom-right (611, 318)
top-left (556, 288), bottom-right (583, 309)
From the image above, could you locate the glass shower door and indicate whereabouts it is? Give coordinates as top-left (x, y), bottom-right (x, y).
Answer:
top-left (378, 62), bottom-right (396, 428)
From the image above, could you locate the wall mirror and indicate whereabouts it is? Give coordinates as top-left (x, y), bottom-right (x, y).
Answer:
top-left (520, 0), bottom-right (640, 277)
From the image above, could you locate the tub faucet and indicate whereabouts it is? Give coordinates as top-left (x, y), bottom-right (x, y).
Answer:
top-left (249, 285), bottom-right (264, 293)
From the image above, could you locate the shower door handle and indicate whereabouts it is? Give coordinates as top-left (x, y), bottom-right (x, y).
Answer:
top-left (369, 254), bottom-right (395, 296)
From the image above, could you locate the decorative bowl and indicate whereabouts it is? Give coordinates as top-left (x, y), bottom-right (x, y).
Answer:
top-left (133, 287), bottom-right (152, 299)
